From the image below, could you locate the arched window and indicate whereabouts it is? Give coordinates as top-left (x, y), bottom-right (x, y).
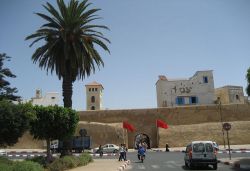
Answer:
top-left (236, 95), bottom-right (239, 100)
top-left (91, 106), bottom-right (95, 110)
top-left (91, 96), bottom-right (95, 103)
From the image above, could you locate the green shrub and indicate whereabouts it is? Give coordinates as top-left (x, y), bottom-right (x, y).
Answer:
top-left (47, 158), bottom-right (65, 171)
top-left (12, 161), bottom-right (43, 171)
top-left (0, 157), bottom-right (13, 165)
top-left (0, 157), bottom-right (13, 171)
top-left (61, 156), bottom-right (78, 169)
top-left (26, 156), bottom-right (47, 167)
top-left (79, 153), bottom-right (93, 166)
top-left (0, 163), bottom-right (13, 171)
top-left (48, 153), bottom-right (92, 171)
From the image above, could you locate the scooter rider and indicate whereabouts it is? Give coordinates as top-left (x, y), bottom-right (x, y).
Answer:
top-left (137, 145), bottom-right (146, 160)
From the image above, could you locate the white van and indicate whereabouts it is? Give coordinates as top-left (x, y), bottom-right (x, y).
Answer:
top-left (184, 141), bottom-right (218, 170)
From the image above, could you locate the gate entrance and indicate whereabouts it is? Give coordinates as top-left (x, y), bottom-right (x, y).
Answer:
top-left (134, 133), bottom-right (150, 149)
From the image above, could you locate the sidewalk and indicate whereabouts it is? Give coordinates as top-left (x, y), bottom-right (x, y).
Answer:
top-left (67, 159), bottom-right (129, 171)
top-left (219, 157), bottom-right (250, 169)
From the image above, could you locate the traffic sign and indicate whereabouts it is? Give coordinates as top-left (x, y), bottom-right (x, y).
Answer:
top-left (223, 122), bottom-right (231, 131)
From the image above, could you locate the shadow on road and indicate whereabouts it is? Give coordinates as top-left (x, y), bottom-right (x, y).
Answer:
top-left (231, 158), bottom-right (250, 171)
top-left (181, 165), bottom-right (216, 170)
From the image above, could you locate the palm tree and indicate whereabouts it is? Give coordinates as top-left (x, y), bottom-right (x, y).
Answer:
top-left (26, 0), bottom-right (110, 108)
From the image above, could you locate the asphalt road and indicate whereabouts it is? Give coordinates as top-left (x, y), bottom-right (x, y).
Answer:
top-left (4, 150), bottom-right (250, 170)
top-left (123, 151), bottom-right (250, 171)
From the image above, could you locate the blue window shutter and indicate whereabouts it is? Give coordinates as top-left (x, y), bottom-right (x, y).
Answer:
top-left (176, 97), bottom-right (178, 105)
top-left (189, 97), bottom-right (192, 104)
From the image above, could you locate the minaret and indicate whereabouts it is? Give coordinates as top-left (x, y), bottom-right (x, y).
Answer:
top-left (85, 81), bottom-right (104, 110)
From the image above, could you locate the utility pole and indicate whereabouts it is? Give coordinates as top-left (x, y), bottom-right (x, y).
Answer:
top-left (219, 100), bottom-right (226, 148)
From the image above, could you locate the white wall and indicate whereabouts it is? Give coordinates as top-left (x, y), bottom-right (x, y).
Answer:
top-left (156, 71), bottom-right (215, 107)
top-left (31, 92), bottom-right (60, 106)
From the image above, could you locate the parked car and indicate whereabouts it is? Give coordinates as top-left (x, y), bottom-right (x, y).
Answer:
top-left (0, 149), bottom-right (7, 156)
top-left (94, 144), bottom-right (119, 153)
top-left (184, 141), bottom-right (218, 170)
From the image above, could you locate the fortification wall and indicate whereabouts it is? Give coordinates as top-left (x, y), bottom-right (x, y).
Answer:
top-left (78, 104), bottom-right (250, 148)
top-left (12, 104), bottom-right (250, 149)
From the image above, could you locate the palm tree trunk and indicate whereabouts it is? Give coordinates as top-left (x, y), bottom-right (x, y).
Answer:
top-left (61, 71), bottom-right (73, 156)
top-left (46, 139), bottom-right (52, 162)
top-left (62, 72), bottom-right (73, 108)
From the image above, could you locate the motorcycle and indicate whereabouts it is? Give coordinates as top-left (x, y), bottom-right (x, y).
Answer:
top-left (138, 153), bottom-right (145, 163)
top-left (137, 145), bottom-right (146, 163)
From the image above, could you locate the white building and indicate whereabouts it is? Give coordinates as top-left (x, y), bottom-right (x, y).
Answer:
top-left (85, 81), bottom-right (104, 110)
top-left (156, 70), bottom-right (215, 107)
top-left (31, 89), bottom-right (60, 106)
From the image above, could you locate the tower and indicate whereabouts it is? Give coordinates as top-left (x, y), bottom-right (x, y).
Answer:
top-left (85, 81), bottom-right (104, 110)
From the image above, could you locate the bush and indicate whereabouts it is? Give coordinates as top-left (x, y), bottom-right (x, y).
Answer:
top-left (0, 156), bottom-right (13, 165)
top-left (0, 157), bottom-right (13, 171)
top-left (0, 163), bottom-right (13, 171)
top-left (12, 161), bottom-right (43, 171)
top-left (26, 156), bottom-right (47, 167)
top-left (47, 158), bottom-right (65, 171)
top-left (62, 156), bottom-right (78, 169)
top-left (48, 153), bottom-right (92, 171)
top-left (79, 153), bottom-right (93, 166)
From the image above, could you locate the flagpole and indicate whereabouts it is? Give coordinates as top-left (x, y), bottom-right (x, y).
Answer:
top-left (156, 120), bottom-right (159, 148)
top-left (125, 129), bottom-right (128, 146)
top-left (123, 128), bottom-right (125, 145)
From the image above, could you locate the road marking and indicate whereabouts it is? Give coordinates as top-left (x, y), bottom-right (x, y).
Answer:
top-left (151, 165), bottom-right (160, 169)
top-left (138, 164), bottom-right (146, 169)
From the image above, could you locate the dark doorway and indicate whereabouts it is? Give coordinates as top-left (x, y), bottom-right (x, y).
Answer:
top-left (134, 133), bottom-right (150, 149)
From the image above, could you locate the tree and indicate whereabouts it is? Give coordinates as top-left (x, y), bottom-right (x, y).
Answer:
top-left (0, 101), bottom-right (35, 147)
top-left (0, 53), bottom-right (20, 101)
top-left (246, 67), bottom-right (250, 96)
top-left (30, 105), bottom-right (79, 161)
top-left (25, 0), bottom-right (110, 108)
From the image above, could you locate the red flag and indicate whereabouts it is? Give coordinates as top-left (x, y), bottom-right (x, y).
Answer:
top-left (123, 121), bottom-right (135, 132)
top-left (156, 119), bottom-right (168, 129)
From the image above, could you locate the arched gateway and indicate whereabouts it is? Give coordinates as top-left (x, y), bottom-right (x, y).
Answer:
top-left (134, 133), bottom-right (150, 149)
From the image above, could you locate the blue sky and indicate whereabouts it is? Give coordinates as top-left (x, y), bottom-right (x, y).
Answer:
top-left (0, 0), bottom-right (249, 111)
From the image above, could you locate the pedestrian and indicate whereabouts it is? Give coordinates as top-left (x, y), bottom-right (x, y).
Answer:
top-left (165, 143), bottom-right (170, 152)
top-left (98, 145), bottom-right (103, 157)
top-left (118, 144), bottom-right (125, 161)
top-left (124, 144), bottom-right (128, 161)
top-left (142, 142), bottom-right (147, 150)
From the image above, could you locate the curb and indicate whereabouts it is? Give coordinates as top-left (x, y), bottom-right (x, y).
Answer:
top-left (89, 153), bottom-right (119, 157)
top-left (117, 160), bottom-right (130, 171)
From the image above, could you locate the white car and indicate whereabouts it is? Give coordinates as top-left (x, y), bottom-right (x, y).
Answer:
top-left (184, 141), bottom-right (218, 170)
top-left (0, 149), bottom-right (7, 156)
top-left (94, 144), bottom-right (119, 153)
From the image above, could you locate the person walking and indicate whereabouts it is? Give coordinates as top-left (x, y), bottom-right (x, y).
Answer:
top-left (118, 144), bottom-right (125, 161)
top-left (98, 145), bottom-right (103, 157)
top-left (124, 144), bottom-right (128, 161)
